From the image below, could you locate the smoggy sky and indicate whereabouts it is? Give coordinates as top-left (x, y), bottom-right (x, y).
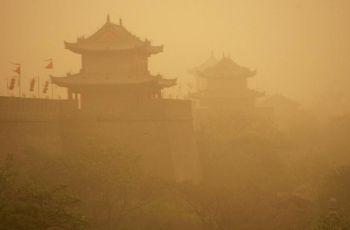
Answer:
top-left (1, 0), bottom-right (350, 112)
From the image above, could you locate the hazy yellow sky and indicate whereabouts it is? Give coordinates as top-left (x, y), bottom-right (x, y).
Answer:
top-left (1, 0), bottom-right (350, 111)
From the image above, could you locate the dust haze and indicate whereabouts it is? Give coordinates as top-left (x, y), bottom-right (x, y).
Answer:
top-left (1, 0), bottom-right (350, 112)
top-left (0, 0), bottom-right (350, 229)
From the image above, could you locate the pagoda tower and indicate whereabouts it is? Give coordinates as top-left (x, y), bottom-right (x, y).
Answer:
top-left (49, 16), bottom-right (199, 182)
top-left (52, 15), bottom-right (176, 113)
top-left (191, 55), bottom-right (264, 110)
top-left (189, 52), bottom-right (218, 92)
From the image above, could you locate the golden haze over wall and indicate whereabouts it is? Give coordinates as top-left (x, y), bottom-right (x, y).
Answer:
top-left (1, 0), bottom-right (350, 113)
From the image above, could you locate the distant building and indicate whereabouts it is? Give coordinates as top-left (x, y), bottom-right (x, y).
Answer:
top-left (189, 52), bottom-right (218, 92)
top-left (189, 54), bottom-right (267, 131)
top-left (191, 55), bottom-right (263, 111)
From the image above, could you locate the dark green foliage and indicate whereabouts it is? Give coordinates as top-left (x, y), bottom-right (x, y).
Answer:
top-left (314, 167), bottom-right (350, 230)
top-left (320, 167), bottom-right (350, 217)
top-left (56, 145), bottom-right (168, 229)
top-left (0, 155), bottom-right (86, 230)
top-left (314, 212), bottom-right (349, 230)
top-left (2, 111), bottom-right (350, 229)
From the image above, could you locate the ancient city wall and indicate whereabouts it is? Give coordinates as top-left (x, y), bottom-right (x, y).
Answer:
top-left (0, 97), bottom-right (200, 182)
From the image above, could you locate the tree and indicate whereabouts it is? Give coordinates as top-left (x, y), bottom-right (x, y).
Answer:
top-left (58, 145), bottom-right (165, 230)
top-left (314, 166), bottom-right (350, 230)
top-left (314, 212), bottom-right (349, 230)
top-left (0, 154), bottom-right (86, 230)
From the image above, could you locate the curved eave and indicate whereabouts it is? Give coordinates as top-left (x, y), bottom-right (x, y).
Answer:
top-left (51, 76), bottom-right (69, 87)
top-left (147, 45), bottom-right (164, 55)
top-left (252, 90), bottom-right (265, 98)
top-left (64, 41), bottom-right (163, 55)
top-left (64, 42), bottom-right (84, 54)
top-left (192, 89), bottom-right (265, 99)
top-left (198, 69), bottom-right (257, 79)
top-left (52, 76), bottom-right (156, 87)
top-left (158, 78), bottom-right (177, 88)
top-left (51, 75), bottom-right (176, 89)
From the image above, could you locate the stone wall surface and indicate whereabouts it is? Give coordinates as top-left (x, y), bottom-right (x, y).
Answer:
top-left (0, 96), bottom-right (200, 182)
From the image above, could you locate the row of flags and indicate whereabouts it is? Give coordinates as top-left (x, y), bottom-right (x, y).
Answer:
top-left (8, 59), bottom-right (54, 95)
top-left (11, 59), bottom-right (53, 75)
top-left (8, 78), bottom-right (50, 93)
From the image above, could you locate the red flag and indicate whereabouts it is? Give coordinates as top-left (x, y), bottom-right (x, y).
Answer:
top-left (45, 59), bottom-right (53, 69)
top-left (9, 78), bottom-right (16, 90)
top-left (12, 63), bottom-right (21, 75)
top-left (29, 78), bottom-right (36, 92)
top-left (43, 81), bottom-right (50, 93)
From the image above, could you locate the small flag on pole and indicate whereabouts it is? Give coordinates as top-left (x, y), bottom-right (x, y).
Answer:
top-left (8, 78), bottom-right (16, 90)
top-left (43, 81), bottom-right (50, 93)
top-left (45, 59), bottom-right (53, 69)
top-left (12, 63), bottom-right (21, 75)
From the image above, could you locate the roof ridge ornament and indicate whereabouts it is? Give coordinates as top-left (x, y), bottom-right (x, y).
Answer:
top-left (107, 14), bottom-right (111, 23)
top-left (119, 18), bottom-right (123, 26)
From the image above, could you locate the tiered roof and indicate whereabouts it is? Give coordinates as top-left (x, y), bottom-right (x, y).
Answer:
top-left (191, 89), bottom-right (264, 99)
top-left (190, 54), bottom-right (264, 100)
top-left (65, 15), bottom-right (163, 54)
top-left (52, 16), bottom-right (176, 90)
top-left (198, 56), bottom-right (256, 79)
top-left (189, 53), bottom-right (218, 74)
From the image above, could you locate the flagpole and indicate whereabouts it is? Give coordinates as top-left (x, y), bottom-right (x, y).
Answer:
top-left (51, 82), bottom-right (54, 99)
top-left (18, 72), bottom-right (21, 98)
top-left (45, 58), bottom-right (54, 99)
top-left (37, 75), bottom-right (40, 98)
top-left (6, 79), bottom-right (9, 96)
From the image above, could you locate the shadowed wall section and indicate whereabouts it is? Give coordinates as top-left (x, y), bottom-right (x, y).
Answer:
top-left (0, 96), bottom-right (200, 183)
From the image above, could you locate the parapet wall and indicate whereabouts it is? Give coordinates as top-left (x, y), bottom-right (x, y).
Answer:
top-left (80, 98), bottom-right (193, 121)
top-left (0, 97), bottom-right (192, 122)
top-left (0, 97), bottom-right (77, 122)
